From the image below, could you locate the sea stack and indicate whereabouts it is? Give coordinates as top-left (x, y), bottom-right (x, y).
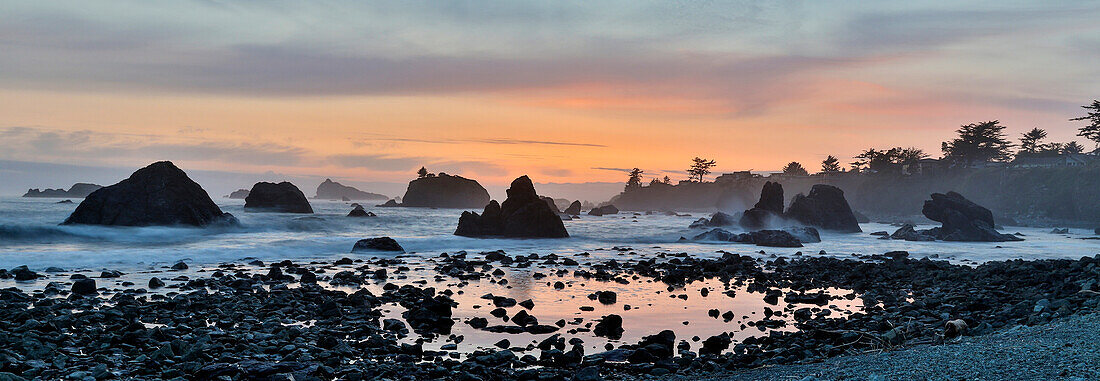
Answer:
top-left (739, 181), bottom-right (784, 229)
top-left (314, 179), bottom-right (387, 200)
top-left (920, 192), bottom-right (1021, 242)
top-left (454, 175), bottom-right (569, 238)
top-left (63, 161), bottom-right (236, 227)
top-left (785, 184), bottom-right (862, 233)
top-left (400, 173), bottom-right (490, 208)
top-left (244, 182), bottom-right (314, 213)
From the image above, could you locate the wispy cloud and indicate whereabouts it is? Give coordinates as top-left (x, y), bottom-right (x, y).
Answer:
top-left (364, 135), bottom-right (607, 148)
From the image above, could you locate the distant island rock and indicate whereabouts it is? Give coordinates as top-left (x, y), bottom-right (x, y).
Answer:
top-left (62, 161), bottom-right (237, 227)
top-left (244, 182), bottom-right (314, 213)
top-left (23, 183), bottom-right (103, 198)
top-left (348, 205), bottom-right (376, 217)
top-left (227, 189), bottom-right (250, 199)
top-left (314, 179), bottom-right (387, 200)
top-left (455, 175), bottom-right (569, 238)
top-left (400, 173), bottom-right (490, 208)
top-left (376, 199), bottom-right (399, 207)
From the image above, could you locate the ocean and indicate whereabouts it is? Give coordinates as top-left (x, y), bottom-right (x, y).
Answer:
top-left (1, 196), bottom-right (1096, 271)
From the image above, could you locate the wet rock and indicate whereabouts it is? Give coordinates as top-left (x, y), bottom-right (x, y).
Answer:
top-left (347, 205), bottom-right (376, 217)
top-left (740, 182), bottom-right (784, 230)
top-left (921, 192), bottom-right (1022, 242)
top-left (148, 277), bottom-right (165, 289)
top-left (890, 224), bottom-right (936, 241)
top-left (244, 181), bottom-right (314, 213)
top-left (700, 333), bottom-right (731, 355)
top-left (71, 278), bottom-right (97, 295)
top-left (565, 200), bottom-right (582, 215)
top-left (593, 314), bottom-right (624, 340)
top-left (11, 266), bottom-right (38, 281)
top-left (593, 291), bottom-right (617, 304)
top-left (454, 176), bottom-right (569, 238)
top-left (588, 205), bottom-right (619, 216)
top-left (784, 184), bottom-right (862, 233)
top-left (689, 212), bottom-right (736, 228)
top-left (63, 161), bottom-right (237, 226)
top-left (352, 237), bottom-right (405, 253)
top-left (171, 261), bottom-right (189, 270)
top-left (784, 226), bottom-right (821, 243)
top-left (748, 230), bottom-right (803, 247)
top-left (944, 319), bottom-right (968, 338)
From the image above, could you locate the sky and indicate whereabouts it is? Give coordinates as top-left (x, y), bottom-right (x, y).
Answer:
top-left (1, 1), bottom-right (1098, 200)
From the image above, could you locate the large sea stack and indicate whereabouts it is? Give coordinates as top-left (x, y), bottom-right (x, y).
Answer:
top-left (785, 184), bottom-right (862, 233)
top-left (244, 182), bottom-right (314, 213)
top-left (401, 173), bottom-right (490, 208)
top-left (739, 181), bottom-right (784, 229)
top-left (63, 161), bottom-right (236, 227)
top-left (455, 175), bottom-right (568, 238)
top-left (920, 192), bottom-right (1021, 242)
top-left (314, 179), bottom-right (387, 200)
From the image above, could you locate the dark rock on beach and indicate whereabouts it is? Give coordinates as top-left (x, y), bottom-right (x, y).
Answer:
top-left (454, 176), bottom-right (568, 238)
top-left (785, 184), bottom-right (862, 233)
top-left (244, 181), bottom-right (314, 213)
top-left (401, 173), bottom-right (490, 208)
top-left (690, 212), bottom-right (737, 228)
top-left (352, 237), bottom-right (405, 253)
top-left (63, 161), bottom-right (237, 227)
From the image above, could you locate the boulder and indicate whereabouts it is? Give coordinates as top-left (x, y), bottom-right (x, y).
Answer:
top-left (454, 176), bottom-right (569, 238)
top-left (588, 205), bottom-right (619, 216)
top-left (347, 205), bottom-right (376, 217)
top-left (739, 182), bottom-right (784, 229)
top-left (564, 200), bottom-right (582, 215)
top-left (689, 212), bottom-right (736, 228)
top-left (748, 230), bottom-right (803, 247)
top-left (400, 173), bottom-right (490, 208)
top-left (785, 226), bottom-right (821, 243)
top-left (244, 182), bottom-right (313, 213)
top-left (227, 189), bottom-right (250, 199)
top-left (889, 224), bottom-right (936, 241)
top-left (785, 184), bottom-right (862, 233)
top-left (593, 314), bottom-right (624, 340)
top-left (352, 237), bottom-right (405, 253)
top-left (314, 179), bottom-right (386, 200)
top-left (63, 161), bottom-right (237, 227)
top-left (921, 192), bottom-right (1022, 242)
top-left (71, 278), bottom-right (97, 295)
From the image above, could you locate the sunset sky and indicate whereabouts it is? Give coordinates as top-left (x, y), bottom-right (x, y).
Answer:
top-left (2, 1), bottom-right (1098, 199)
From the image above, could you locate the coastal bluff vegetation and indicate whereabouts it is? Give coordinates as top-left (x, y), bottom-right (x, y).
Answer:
top-left (609, 165), bottom-right (1100, 226)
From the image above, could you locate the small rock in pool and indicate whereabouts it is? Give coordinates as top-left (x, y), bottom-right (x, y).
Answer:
top-left (72, 278), bottom-right (97, 295)
top-left (11, 266), bottom-right (38, 281)
top-left (148, 277), bottom-right (165, 289)
top-left (494, 339), bottom-right (510, 349)
top-left (351, 237), bottom-right (405, 253)
top-left (593, 314), bottom-right (624, 340)
top-left (170, 261), bottom-right (188, 270)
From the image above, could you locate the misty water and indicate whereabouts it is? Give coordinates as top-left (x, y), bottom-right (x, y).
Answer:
top-left (1, 196), bottom-right (1098, 355)
top-left (1, 196), bottom-right (1096, 270)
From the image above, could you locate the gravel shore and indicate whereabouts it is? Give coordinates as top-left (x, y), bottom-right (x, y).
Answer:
top-left (673, 312), bottom-right (1100, 381)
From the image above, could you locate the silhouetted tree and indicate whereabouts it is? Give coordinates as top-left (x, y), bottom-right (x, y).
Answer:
top-left (662, 176), bottom-right (671, 184)
top-left (1064, 141), bottom-right (1085, 154)
top-left (686, 157), bottom-right (716, 182)
top-left (821, 155), bottom-right (841, 173)
top-left (1018, 128), bottom-right (1048, 154)
top-left (782, 162), bottom-right (809, 176)
top-left (941, 120), bottom-right (1013, 167)
top-left (896, 147), bottom-right (929, 167)
top-left (648, 178), bottom-right (662, 186)
top-left (1071, 100), bottom-right (1100, 148)
top-left (625, 168), bottom-right (644, 191)
top-left (417, 166), bottom-right (429, 178)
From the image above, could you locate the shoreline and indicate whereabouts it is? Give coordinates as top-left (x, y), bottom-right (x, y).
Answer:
top-left (1, 248), bottom-right (1099, 380)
